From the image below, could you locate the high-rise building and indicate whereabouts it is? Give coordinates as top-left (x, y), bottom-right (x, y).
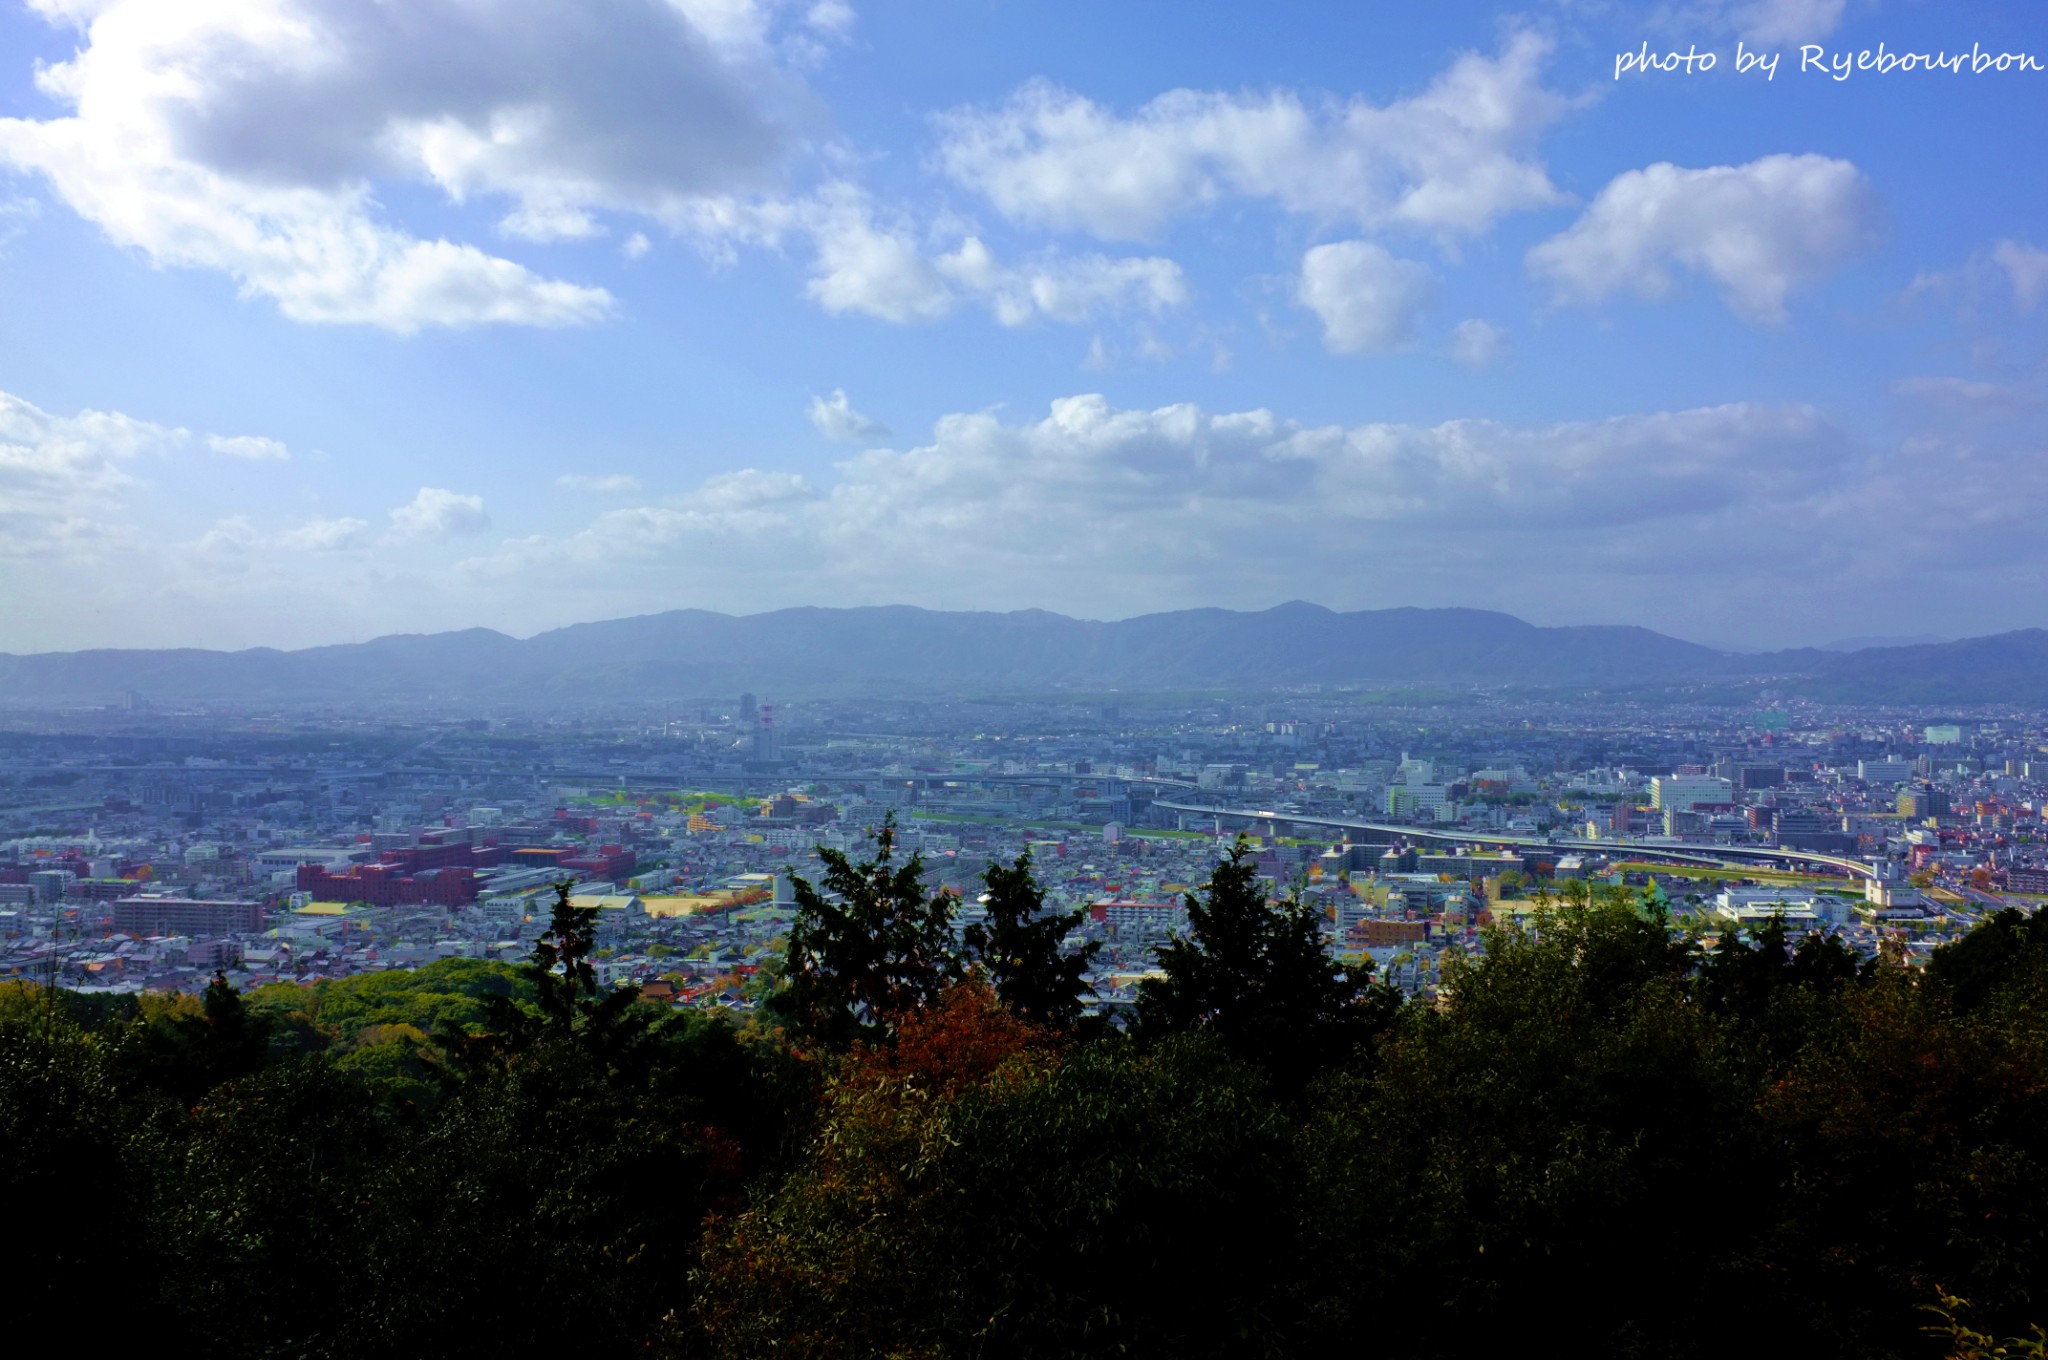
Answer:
top-left (1650, 775), bottom-right (1733, 812)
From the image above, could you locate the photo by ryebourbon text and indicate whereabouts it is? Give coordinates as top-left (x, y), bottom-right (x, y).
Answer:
top-left (1615, 40), bottom-right (2045, 82)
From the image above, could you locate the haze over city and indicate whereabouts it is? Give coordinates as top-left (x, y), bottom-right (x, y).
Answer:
top-left (2, 0), bottom-right (2044, 653)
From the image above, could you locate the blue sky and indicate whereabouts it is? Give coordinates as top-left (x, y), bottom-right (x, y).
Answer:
top-left (1, 0), bottom-right (2043, 653)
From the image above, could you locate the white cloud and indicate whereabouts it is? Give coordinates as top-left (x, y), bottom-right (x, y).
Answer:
top-left (802, 187), bottom-right (955, 323)
top-left (622, 231), bottom-right (653, 261)
top-left (1729, 0), bottom-right (1847, 45)
top-left (808, 389), bottom-right (891, 443)
top-left (1992, 240), bottom-right (2048, 311)
top-left (208, 433), bottom-right (290, 461)
top-left (935, 237), bottom-right (1189, 326)
top-left (1450, 318), bottom-right (1507, 368)
top-left (277, 516), bottom-right (372, 551)
top-left (390, 486), bottom-right (490, 539)
top-left (0, 0), bottom-right (827, 330)
top-left (0, 388), bottom-right (186, 555)
top-left (200, 513), bottom-right (369, 553)
top-left (934, 32), bottom-right (1570, 242)
top-left (1295, 242), bottom-right (1435, 353)
top-left (798, 183), bottom-right (1187, 327)
top-left (1528, 154), bottom-right (1880, 323)
top-left (464, 391), bottom-right (1875, 627)
top-left (805, 0), bottom-right (856, 38)
top-left (11, 384), bottom-right (2048, 653)
top-left (556, 473), bottom-right (643, 494)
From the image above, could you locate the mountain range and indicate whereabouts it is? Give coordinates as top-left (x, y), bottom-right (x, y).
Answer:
top-left (0, 603), bottom-right (2043, 707)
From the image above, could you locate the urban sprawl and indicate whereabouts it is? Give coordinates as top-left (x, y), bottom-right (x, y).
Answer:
top-left (5, 691), bottom-right (2044, 1008)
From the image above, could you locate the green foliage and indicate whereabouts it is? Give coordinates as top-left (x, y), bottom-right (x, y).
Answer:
top-left (6, 848), bottom-right (2048, 1358)
top-left (534, 877), bottom-right (602, 1026)
top-left (1137, 836), bottom-right (1396, 1086)
top-left (104, 969), bottom-right (274, 1106)
top-left (0, 996), bottom-right (152, 1335)
top-left (963, 848), bottom-right (1099, 1031)
top-left (245, 956), bottom-right (532, 1047)
top-left (1302, 889), bottom-right (1760, 1356)
top-left (145, 1055), bottom-right (389, 1351)
top-left (1924, 1289), bottom-right (2048, 1360)
top-left (1929, 907), bottom-right (2048, 1014)
top-left (771, 814), bottom-right (961, 1049)
top-left (695, 1028), bottom-right (1303, 1360)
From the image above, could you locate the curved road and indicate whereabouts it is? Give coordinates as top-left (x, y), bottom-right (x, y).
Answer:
top-left (1149, 798), bottom-right (1878, 883)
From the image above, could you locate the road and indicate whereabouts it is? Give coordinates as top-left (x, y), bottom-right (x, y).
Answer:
top-left (1149, 798), bottom-right (1877, 883)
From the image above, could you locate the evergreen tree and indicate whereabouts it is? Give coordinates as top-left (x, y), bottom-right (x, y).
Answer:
top-left (772, 814), bottom-right (961, 1049)
top-left (1137, 837), bottom-right (1391, 1081)
top-left (964, 848), bottom-right (1099, 1031)
top-left (1928, 906), bottom-right (2048, 1014)
top-left (532, 878), bottom-right (601, 1030)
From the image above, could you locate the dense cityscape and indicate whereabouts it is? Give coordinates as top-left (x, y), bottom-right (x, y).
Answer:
top-left (8, 689), bottom-right (2044, 1006)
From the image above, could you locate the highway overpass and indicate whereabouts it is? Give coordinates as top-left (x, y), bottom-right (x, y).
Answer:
top-left (1149, 799), bottom-right (1879, 883)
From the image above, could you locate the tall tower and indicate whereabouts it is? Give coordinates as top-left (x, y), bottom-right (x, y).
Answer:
top-left (753, 702), bottom-right (778, 762)
top-left (739, 692), bottom-right (757, 727)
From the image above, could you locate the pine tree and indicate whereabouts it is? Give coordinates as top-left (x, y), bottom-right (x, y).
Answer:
top-left (964, 848), bottom-right (1099, 1031)
top-left (772, 814), bottom-right (961, 1049)
top-left (1137, 837), bottom-right (1389, 1080)
top-left (531, 878), bottom-right (600, 1031)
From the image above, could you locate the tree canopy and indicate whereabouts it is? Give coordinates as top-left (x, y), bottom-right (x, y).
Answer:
top-left (771, 814), bottom-right (964, 1049)
top-left (1136, 835), bottom-right (1395, 1084)
top-left (963, 847), bottom-right (1099, 1032)
top-left (5, 842), bottom-right (2048, 1358)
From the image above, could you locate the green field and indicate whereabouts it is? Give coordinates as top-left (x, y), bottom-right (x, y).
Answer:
top-left (1611, 861), bottom-right (1847, 888)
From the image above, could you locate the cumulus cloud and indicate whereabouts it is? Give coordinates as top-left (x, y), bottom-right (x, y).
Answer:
top-left (1992, 240), bottom-right (2048, 311)
top-left (390, 487), bottom-right (491, 539)
top-left (0, 387), bottom-right (190, 556)
top-left (801, 187), bottom-right (954, 322)
top-left (463, 391), bottom-right (1881, 628)
top-left (808, 389), bottom-right (891, 443)
top-left (799, 184), bottom-right (1188, 326)
top-left (1528, 154), bottom-right (1881, 323)
top-left (0, 0), bottom-right (826, 330)
top-left (934, 238), bottom-right (1189, 326)
top-left (1296, 242), bottom-right (1435, 353)
top-left (934, 32), bottom-right (1570, 242)
top-left (208, 434), bottom-right (290, 461)
top-left (556, 473), bottom-right (643, 494)
top-left (1450, 318), bottom-right (1507, 368)
top-left (13, 382), bottom-right (2048, 652)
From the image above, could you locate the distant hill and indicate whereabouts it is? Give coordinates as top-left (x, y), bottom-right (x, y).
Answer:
top-left (1814, 633), bottom-right (1952, 652)
top-left (1797, 630), bottom-right (2048, 705)
top-left (0, 604), bottom-right (2040, 707)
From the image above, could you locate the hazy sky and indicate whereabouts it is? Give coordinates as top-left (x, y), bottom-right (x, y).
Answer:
top-left (2, 0), bottom-right (2044, 653)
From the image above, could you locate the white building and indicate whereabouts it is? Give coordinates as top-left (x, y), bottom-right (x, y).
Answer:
top-left (1714, 885), bottom-right (1834, 927)
top-left (1650, 775), bottom-right (1734, 812)
top-left (1857, 758), bottom-right (1916, 784)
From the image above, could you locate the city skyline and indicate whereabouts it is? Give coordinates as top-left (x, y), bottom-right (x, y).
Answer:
top-left (3, 0), bottom-right (2046, 653)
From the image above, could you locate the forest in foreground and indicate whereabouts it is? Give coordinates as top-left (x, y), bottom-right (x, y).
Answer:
top-left (5, 829), bottom-right (2047, 1359)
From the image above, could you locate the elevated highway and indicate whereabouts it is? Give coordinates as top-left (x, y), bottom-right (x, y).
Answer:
top-left (1149, 799), bottom-right (1878, 883)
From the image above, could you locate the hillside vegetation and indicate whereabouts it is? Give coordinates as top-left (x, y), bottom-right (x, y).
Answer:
top-left (5, 837), bottom-right (2046, 1358)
